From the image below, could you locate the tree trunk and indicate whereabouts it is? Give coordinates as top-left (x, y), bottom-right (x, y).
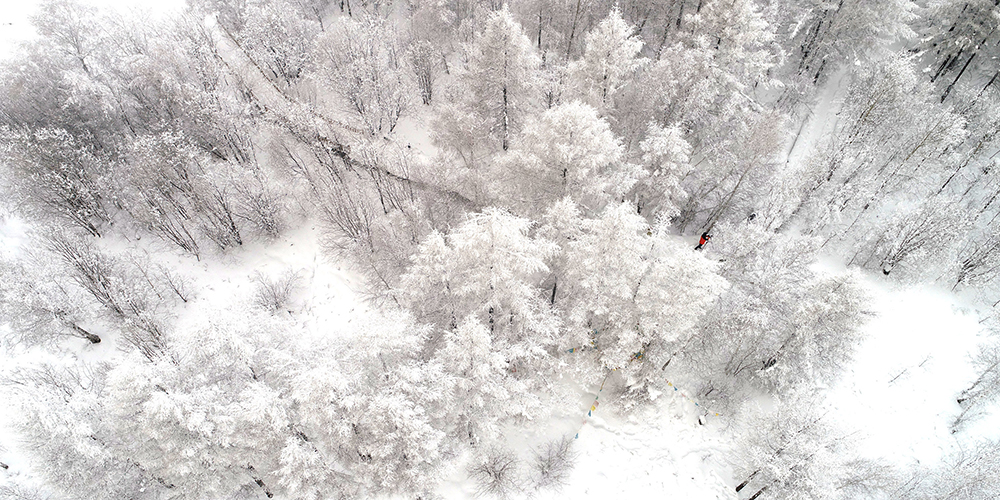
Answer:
top-left (247, 465), bottom-right (274, 498)
top-left (565, 0), bottom-right (583, 61)
top-left (537, 8), bottom-right (543, 49)
top-left (942, 51), bottom-right (976, 102)
top-left (501, 85), bottom-right (509, 151)
top-left (70, 323), bottom-right (101, 344)
top-left (747, 485), bottom-right (768, 500)
top-left (735, 470), bottom-right (759, 492)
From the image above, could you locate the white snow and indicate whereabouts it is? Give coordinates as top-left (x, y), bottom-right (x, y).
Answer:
top-left (828, 277), bottom-right (996, 465)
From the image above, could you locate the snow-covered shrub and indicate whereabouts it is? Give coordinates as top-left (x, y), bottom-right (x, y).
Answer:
top-left (469, 447), bottom-right (524, 499)
top-left (530, 436), bottom-right (576, 491)
top-left (251, 269), bottom-right (301, 313)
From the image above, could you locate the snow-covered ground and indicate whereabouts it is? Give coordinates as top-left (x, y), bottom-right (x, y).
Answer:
top-left (829, 277), bottom-right (997, 465)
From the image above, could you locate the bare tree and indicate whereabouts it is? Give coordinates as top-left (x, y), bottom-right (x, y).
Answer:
top-left (251, 270), bottom-right (301, 313)
top-left (409, 40), bottom-right (439, 105)
top-left (530, 436), bottom-right (576, 491)
top-left (469, 447), bottom-right (524, 499)
top-left (952, 341), bottom-right (1000, 433)
top-left (46, 234), bottom-right (169, 360)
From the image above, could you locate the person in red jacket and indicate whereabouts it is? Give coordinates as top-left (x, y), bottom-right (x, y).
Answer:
top-left (695, 231), bottom-right (712, 250)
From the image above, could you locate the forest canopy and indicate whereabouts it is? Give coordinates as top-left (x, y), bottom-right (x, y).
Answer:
top-left (2, 0), bottom-right (1000, 499)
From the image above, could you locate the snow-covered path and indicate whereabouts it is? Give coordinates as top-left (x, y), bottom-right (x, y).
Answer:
top-left (550, 407), bottom-right (735, 500)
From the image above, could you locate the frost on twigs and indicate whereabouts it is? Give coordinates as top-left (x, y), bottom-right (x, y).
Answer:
top-left (0, 483), bottom-right (48, 500)
top-left (469, 447), bottom-right (525, 500)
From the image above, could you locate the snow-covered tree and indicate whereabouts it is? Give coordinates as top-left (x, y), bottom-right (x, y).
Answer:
top-left (0, 253), bottom-right (102, 348)
top-left (237, 0), bottom-right (319, 88)
top-left (408, 40), bottom-right (440, 105)
top-left (315, 16), bottom-right (413, 136)
top-left (491, 101), bottom-right (644, 214)
top-left (10, 304), bottom-right (450, 500)
top-left (436, 316), bottom-right (535, 444)
top-left (116, 133), bottom-right (241, 256)
top-left (674, 110), bottom-right (787, 233)
top-left (633, 121), bottom-right (692, 219)
top-left (399, 208), bottom-right (559, 368)
top-left (0, 128), bottom-right (110, 237)
top-left (397, 208), bottom-right (560, 442)
top-left (675, 222), bottom-right (870, 407)
top-left (732, 402), bottom-right (894, 500)
top-left (687, 0), bottom-right (782, 87)
top-left (435, 7), bottom-right (541, 159)
top-left (567, 8), bottom-right (647, 110)
top-left (794, 55), bottom-right (967, 271)
top-left (952, 339), bottom-right (1000, 433)
top-left (953, 223), bottom-right (1000, 291)
top-left (558, 201), bottom-right (725, 385)
top-left (103, 312), bottom-right (290, 499)
top-left (29, 0), bottom-right (103, 75)
top-left (46, 234), bottom-right (172, 361)
top-left (924, 0), bottom-right (1000, 101)
top-left (849, 198), bottom-right (968, 279)
top-left (897, 439), bottom-right (1000, 499)
top-left (769, 0), bottom-right (914, 85)
top-left (278, 310), bottom-right (448, 497)
top-left (5, 358), bottom-right (167, 500)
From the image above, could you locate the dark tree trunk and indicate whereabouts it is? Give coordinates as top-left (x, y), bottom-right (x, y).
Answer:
top-left (735, 470), bottom-right (759, 492)
top-left (501, 85), bottom-right (509, 151)
top-left (747, 485), bottom-right (768, 500)
top-left (942, 51), bottom-right (976, 102)
top-left (71, 323), bottom-right (101, 344)
top-left (565, 0), bottom-right (583, 61)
